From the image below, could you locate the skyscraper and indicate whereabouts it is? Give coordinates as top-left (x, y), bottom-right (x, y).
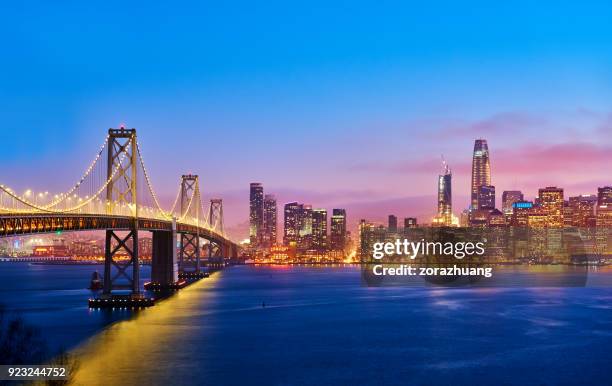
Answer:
top-left (435, 160), bottom-right (452, 226)
top-left (598, 186), bottom-right (612, 206)
top-left (538, 186), bottom-right (564, 227)
top-left (263, 194), bottom-right (277, 247)
top-left (477, 185), bottom-right (496, 210)
top-left (502, 190), bottom-right (524, 215)
top-left (471, 139), bottom-right (491, 209)
top-left (388, 215), bottom-right (398, 232)
top-left (249, 183), bottom-right (264, 247)
top-left (567, 195), bottom-right (597, 227)
top-left (283, 202), bottom-right (301, 246)
top-left (298, 205), bottom-right (313, 251)
top-left (312, 209), bottom-right (328, 251)
top-left (330, 209), bottom-right (347, 251)
top-left (596, 186), bottom-right (612, 229)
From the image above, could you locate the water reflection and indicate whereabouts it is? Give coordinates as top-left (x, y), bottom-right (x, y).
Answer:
top-left (72, 273), bottom-right (221, 385)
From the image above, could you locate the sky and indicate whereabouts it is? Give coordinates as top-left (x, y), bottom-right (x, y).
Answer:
top-left (1, 1), bottom-right (612, 238)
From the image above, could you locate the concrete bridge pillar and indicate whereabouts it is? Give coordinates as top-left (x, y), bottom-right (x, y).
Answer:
top-left (151, 230), bottom-right (178, 285)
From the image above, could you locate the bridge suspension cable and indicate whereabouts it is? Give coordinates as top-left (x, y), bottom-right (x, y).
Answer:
top-left (0, 127), bottom-right (229, 239)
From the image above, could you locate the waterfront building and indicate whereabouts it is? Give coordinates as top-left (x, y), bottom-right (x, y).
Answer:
top-left (298, 205), bottom-right (313, 251)
top-left (471, 139), bottom-right (491, 209)
top-left (283, 202), bottom-right (301, 246)
top-left (330, 209), bottom-right (347, 251)
top-left (312, 209), bottom-right (328, 252)
top-left (359, 220), bottom-right (386, 261)
top-left (263, 194), bottom-right (277, 247)
top-left (249, 183), bottom-right (264, 247)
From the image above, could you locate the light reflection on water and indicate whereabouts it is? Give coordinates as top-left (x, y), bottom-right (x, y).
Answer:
top-left (73, 273), bottom-right (222, 385)
top-left (69, 265), bottom-right (612, 386)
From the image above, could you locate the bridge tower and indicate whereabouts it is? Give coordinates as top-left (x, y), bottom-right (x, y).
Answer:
top-left (178, 174), bottom-right (201, 273)
top-left (103, 127), bottom-right (140, 295)
top-left (208, 198), bottom-right (225, 267)
top-left (209, 198), bottom-right (224, 235)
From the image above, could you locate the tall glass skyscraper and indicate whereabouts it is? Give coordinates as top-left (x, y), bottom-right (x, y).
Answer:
top-left (263, 194), bottom-right (277, 247)
top-left (283, 202), bottom-right (301, 246)
top-left (330, 209), bottom-right (347, 251)
top-left (471, 139), bottom-right (491, 209)
top-left (436, 161), bottom-right (452, 225)
top-left (299, 205), bottom-right (313, 251)
top-left (312, 209), bottom-right (328, 251)
top-left (249, 183), bottom-right (264, 247)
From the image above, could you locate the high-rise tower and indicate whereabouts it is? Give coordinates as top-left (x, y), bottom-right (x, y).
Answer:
top-left (471, 139), bottom-right (491, 209)
top-left (249, 183), bottom-right (264, 247)
top-left (263, 194), bottom-right (277, 247)
top-left (330, 209), bottom-right (347, 251)
top-left (312, 209), bottom-right (328, 251)
top-left (283, 202), bottom-right (301, 246)
top-left (435, 160), bottom-right (452, 226)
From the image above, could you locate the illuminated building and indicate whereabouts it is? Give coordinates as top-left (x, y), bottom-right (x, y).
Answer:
top-left (388, 215), bottom-right (398, 232)
top-left (469, 209), bottom-right (490, 227)
top-left (471, 139), bottom-right (491, 209)
top-left (567, 195), bottom-right (597, 227)
top-left (283, 202), bottom-right (301, 246)
top-left (502, 191), bottom-right (523, 215)
top-left (359, 220), bottom-right (386, 261)
top-left (459, 210), bottom-right (470, 227)
top-left (487, 208), bottom-right (506, 227)
top-left (298, 204), bottom-right (313, 251)
top-left (538, 187), bottom-right (564, 227)
top-left (330, 209), bottom-right (347, 251)
top-left (33, 245), bottom-right (69, 257)
top-left (403, 217), bottom-right (417, 229)
top-left (263, 194), bottom-right (277, 248)
top-left (312, 209), bottom-right (328, 251)
top-left (596, 186), bottom-right (612, 229)
top-left (477, 185), bottom-right (495, 210)
top-left (527, 207), bottom-right (548, 228)
top-left (598, 186), bottom-right (612, 206)
top-left (511, 200), bottom-right (533, 226)
top-left (269, 245), bottom-right (295, 263)
top-left (434, 160), bottom-right (453, 226)
top-left (249, 183), bottom-right (264, 247)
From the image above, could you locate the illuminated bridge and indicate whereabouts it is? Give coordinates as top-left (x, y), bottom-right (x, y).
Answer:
top-left (0, 127), bottom-right (240, 304)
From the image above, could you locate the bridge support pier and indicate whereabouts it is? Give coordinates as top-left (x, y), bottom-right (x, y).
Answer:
top-left (91, 227), bottom-right (152, 308)
top-left (150, 230), bottom-right (178, 286)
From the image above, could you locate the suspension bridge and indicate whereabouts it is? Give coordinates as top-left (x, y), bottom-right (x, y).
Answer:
top-left (0, 127), bottom-right (240, 307)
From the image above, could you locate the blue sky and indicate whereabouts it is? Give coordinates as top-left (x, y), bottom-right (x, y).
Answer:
top-left (2, 1), bottom-right (612, 233)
